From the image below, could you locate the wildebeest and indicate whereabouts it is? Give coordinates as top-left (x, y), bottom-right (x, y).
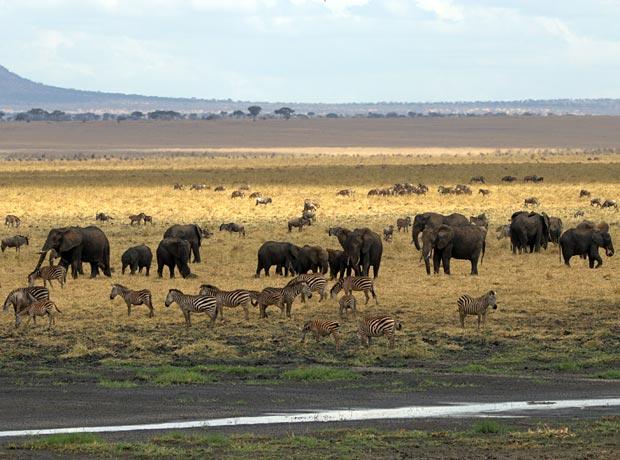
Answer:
top-left (602, 199), bottom-right (618, 210)
top-left (220, 222), bottom-right (246, 237)
top-left (214, 186), bottom-right (226, 192)
top-left (470, 176), bottom-right (485, 184)
top-left (288, 217), bottom-right (311, 232)
top-left (249, 191), bottom-right (262, 199)
top-left (336, 189), bottom-right (354, 197)
top-left (231, 190), bottom-right (245, 199)
top-left (128, 213), bottom-right (145, 225)
top-left (591, 198), bottom-right (602, 207)
top-left (95, 212), bottom-right (113, 222)
top-left (574, 210), bottom-right (585, 218)
top-left (479, 189), bottom-right (491, 196)
top-left (5, 215), bottom-right (20, 227)
top-left (501, 176), bottom-right (517, 182)
top-left (383, 226), bottom-right (394, 242)
top-left (524, 197), bottom-right (540, 207)
top-left (396, 217), bottom-right (411, 232)
top-left (256, 197), bottom-right (272, 206)
top-left (173, 183), bottom-right (185, 190)
top-left (524, 175), bottom-right (543, 183)
top-left (579, 189), bottom-right (591, 198)
top-left (1, 235), bottom-right (29, 252)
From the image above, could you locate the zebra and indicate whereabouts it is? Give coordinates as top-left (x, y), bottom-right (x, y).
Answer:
top-left (524, 197), bottom-right (540, 206)
top-left (173, 183), bottom-right (185, 190)
top-left (301, 320), bottom-right (341, 351)
top-left (602, 199), bottom-right (618, 210)
top-left (16, 298), bottom-right (61, 329)
top-left (220, 222), bottom-right (246, 237)
top-left (190, 184), bottom-right (208, 190)
top-left (330, 276), bottom-right (377, 305)
top-left (28, 265), bottom-right (67, 289)
top-left (214, 185), bottom-right (226, 192)
top-left (5, 215), bottom-right (21, 227)
top-left (255, 197), bottom-right (272, 206)
top-left (3, 286), bottom-right (50, 328)
top-left (336, 189), bottom-right (354, 196)
top-left (198, 284), bottom-right (252, 320)
top-left (457, 290), bottom-right (497, 329)
top-left (143, 215), bottom-right (153, 225)
top-left (338, 293), bottom-right (357, 319)
top-left (286, 274), bottom-right (327, 302)
top-left (383, 225), bottom-right (394, 242)
top-left (110, 284), bottom-right (154, 317)
top-left (396, 217), bottom-right (411, 232)
top-left (357, 315), bottom-right (401, 349)
top-left (288, 217), bottom-right (311, 232)
top-left (1, 235), bottom-right (29, 252)
top-left (591, 198), bottom-right (602, 207)
top-left (129, 212), bottom-right (145, 225)
top-left (231, 190), bottom-right (245, 198)
top-left (164, 289), bottom-right (218, 328)
top-left (253, 281), bottom-right (312, 318)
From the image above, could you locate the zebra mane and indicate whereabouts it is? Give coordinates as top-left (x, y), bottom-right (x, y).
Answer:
top-left (112, 283), bottom-right (128, 290)
top-left (168, 288), bottom-right (184, 294)
top-left (200, 284), bottom-right (219, 291)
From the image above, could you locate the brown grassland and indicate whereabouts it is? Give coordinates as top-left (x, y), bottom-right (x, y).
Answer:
top-left (0, 150), bottom-right (618, 380)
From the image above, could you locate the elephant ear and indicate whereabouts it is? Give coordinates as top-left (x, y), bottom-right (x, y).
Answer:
top-left (361, 233), bottom-right (375, 253)
top-left (60, 229), bottom-right (83, 252)
top-left (592, 231), bottom-right (604, 246)
top-left (541, 213), bottom-right (550, 235)
top-left (289, 245), bottom-right (300, 258)
top-left (436, 226), bottom-right (454, 250)
top-left (192, 224), bottom-right (202, 242)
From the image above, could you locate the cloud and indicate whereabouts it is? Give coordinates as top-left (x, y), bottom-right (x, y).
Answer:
top-left (414, 0), bottom-right (464, 22)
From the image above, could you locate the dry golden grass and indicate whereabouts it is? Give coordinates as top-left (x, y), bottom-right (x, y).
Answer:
top-left (0, 151), bottom-right (618, 374)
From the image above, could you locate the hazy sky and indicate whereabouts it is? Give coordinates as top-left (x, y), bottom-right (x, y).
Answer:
top-left (1, 0), bottom-right (619, 102)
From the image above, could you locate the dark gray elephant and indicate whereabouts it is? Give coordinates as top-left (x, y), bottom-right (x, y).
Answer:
top-left (163, 224), bottom-right (206, 263)
top-left (294, 245), bottom-right (329, 274)
top-left (510, 211), bottom-right (550, 254)
top-left (327, 248), bottom-right (348, 280)
top-left (421, 224), bottom-right (486, 275)
top-left (121, 244), bottom-right (153, 275)
top-left (255, 241), bottom-right (300, 277)
top-left (548, 217), bottom-right (563, 245)
top-left (411, 212), bottom-right (469, 250)
top-left (34, 226), bottom-right (111, 279)
top-left (156, 238), bottom-right (193, 278)
top-left (328, 227), bottom-right (382, 278)
top-left (559, 222), bottom-right (614, 268)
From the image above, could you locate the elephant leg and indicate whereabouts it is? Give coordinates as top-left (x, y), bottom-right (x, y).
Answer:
top-left (442, 255), bottom-right (451, 275)
top-left (71, 260), bottom-right (79, 279)
top-left (192, 242), bottom-right (201, 263)
top-left (145, 265), bottom-right (150, 276)
top-left (433, 251), bottom-right (441, 274)
top-left (126, 301), bottom-right (132, 316)
top-left (470, 256), bottom-right (479, 275)
top-left (90, 262), bottom-right (99, 278)
top-left (169, 264), bottom-right (175, 278)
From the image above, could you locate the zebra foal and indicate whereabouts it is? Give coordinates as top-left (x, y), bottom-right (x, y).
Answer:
top-left (286, 274), bottom-right (327, 302)
top-left (28, 265), bottom-right (67, 289)
top-left (358, 315), bottom-right (401, 349)
top-left (3, 287), bottom-right (50, 328)
top-left (338, 293), bottom-right (357, 319)
top-left (254, 281), bottom-right (312, 318)
top-left (110, 284), bottom-right (154, 317)
top-left (17, 298), bottom-right (61, 329)
top-left (330, 276), bottom-right (378, 305)
top-left (457, 290), bottom-right (497, 329)
top-left (301, 320), bottom-right (341, 351)
top-left (198, 284), bottom-right (252, 320)
top-left (165, 289), bottom-right (218, 327)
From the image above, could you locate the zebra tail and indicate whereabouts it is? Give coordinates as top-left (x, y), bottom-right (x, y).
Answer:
top-left (54, 305), bottom-right (62, 313)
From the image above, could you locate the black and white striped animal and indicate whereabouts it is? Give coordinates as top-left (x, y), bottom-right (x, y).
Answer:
top-left (1, 235), bottom-right (29, 252)
top-left (16, 298), bottom-right (61, 329)
top-left (457, 290), bottom-right (497, 329)
top-left (286, 274), bottom-right (327, 302)
top-left (198, 284), bottom-right (252, 320)
top-left (330, 276), bottom-right (377, 305)
top-left (255, 197), bottom-right (272, 206)
top-left (602, 199), bottom-right (618, 210)
top-left (5, 215), bottom-right (21, 227)
top-left (164, 289), bottom-right (218, 327)
top-left (231, 190), bottom-right (245, 198)
top-left (383, 225), bottom-right (394, 242)
top-left (28, 265), bottom-right (67, 289)
top-left (3, 286), bottom-right (49, 327)
top-left (128, 212), bottom-right (145, 225)
top-left (110, 284), bottom-right (154, 317)
top-left (301, 320), bottom-right (341, 351)
top-left (143, 215), bottom-right (153, 225)
top-left (288, 217), bottom-right (311, 232)
top-left (357, 315), bottom-right (401, 349)
top-left (220, 222), bottom-right (246, 237)
top-left (396, 217), bottom-right (411, 232)
top-left (253, 281), bottom-right (312, 318)
top-left (338, 293), bottom-right (357, 319)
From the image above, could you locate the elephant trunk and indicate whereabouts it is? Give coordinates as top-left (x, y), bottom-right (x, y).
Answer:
top-left (605, 244), bottom-right (614, 257)
top-left (34, 249), bottom-right (49, 271)
top-left (412, 228), bottom-right (421, 250)
top-left (422, 246), bottom-right (432, 275)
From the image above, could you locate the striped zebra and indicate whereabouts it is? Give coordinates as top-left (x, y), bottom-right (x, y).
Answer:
top-left (358, 315), bottom-right (401, 349)
top-left (110, 284), bottom-right (154, 317)
top-left (286, 274), bottom-right (327, 302)
top-left (330, 276), bottom-right (378, 305)
top-left (3, 286), bottom-right (50, 327)
top-left (457, 290), bottom-right (497, 329)
top-left (16, 298), bottom-right (61, 329)
top-left (253, 281), bottom-right (312, 318)
top-left (198, 284), bottom-right (252, 321)
top-left (165, 289), bottom-right (218, 328)
top-left (128, 213), bottom-right (145, 225)
top-left (5, 215), bottom-right (21, 227)
top-left (28, 265), bottom-right (67, 289)
top-left (338, 293), bottom-right (357, 319)
top-left (301, 320), bottom-right (341, 351)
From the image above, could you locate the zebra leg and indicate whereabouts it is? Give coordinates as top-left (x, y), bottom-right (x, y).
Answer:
top-left (364, 291), bottom-right (370, 305)
top-left (477, 315), bottom-right (481, 330)
top-left (126, 300), bottom-right (132, 316)
top-left (333, 332), bottom-right (341, 351)
top-left (300, 330), bottom-right (307, 343)
top-left (388, 333), bottom-right (395, 349)
top-left (184, 311), bottom-right (191, 327)
top-left (218, 302), bottom-right (224, 322)
top-left (371, 288), bottom-right (378, 305)
top-left (47, 313), bottom-right (53, 330)
top-left (147, 299), bottom-right (154, 317)
top-left (313, 331), bottom-right (320, 343)
top-left (459, 313), bottom-right (465, 328)
top-left (242, 302), bottom-right (249, 321)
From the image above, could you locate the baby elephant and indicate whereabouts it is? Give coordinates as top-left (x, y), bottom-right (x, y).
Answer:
top-left (121, 244), bottom-right (153, 276)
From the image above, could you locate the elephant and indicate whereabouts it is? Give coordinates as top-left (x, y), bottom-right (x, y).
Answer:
top-left (328, 227), bottom-right (382, 278)
top-left (548, 217), bottom-right (563, 245)
top-left (156, 238), bottom-right (193, 278)
top-left (559, 222), bottom-right (614, 268)
top-left (421, 224), bottom-right (486, 275)
top-left (327, 248), bottom-right (348, 280)
top-left (411, 212), bottom-right (469, 250)
top-left (163, 224), bottom-right (207, 263)
top-left (34, 226), bottom-right (111, 279)
top-left (509, 211), bottom-right (550, 254)
top-left (255, 241), bottom-right (300, 277)
top-left (294, 245), bottom-right (329, 275)
top-left (121, 244), bottom-right (153, 276)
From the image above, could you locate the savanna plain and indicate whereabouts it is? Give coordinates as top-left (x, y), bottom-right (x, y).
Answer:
top-left (0, 145), bottom-right (618, 458)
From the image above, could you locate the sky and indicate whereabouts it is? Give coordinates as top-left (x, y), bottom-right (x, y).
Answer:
top-left (1, 0), bottom-right (619, 103)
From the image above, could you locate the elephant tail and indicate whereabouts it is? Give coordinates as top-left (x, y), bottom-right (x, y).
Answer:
top-left (558, 240), bottom-right (562, 263)
top-left (481, 240), bottom-right (486, 265)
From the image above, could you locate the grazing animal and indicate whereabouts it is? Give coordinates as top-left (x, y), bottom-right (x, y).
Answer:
top-left (256, 197), bottom-right (272, 206)
top-left (288, 217), bottom-right (311, 232)
top-left (303, 199), bottom-right (319, 212)
top-left (249, 191), bottom-right (262, 199)
top-left (214, 185), bottom-right (226, 192)
top-left (454, 184), bottom-right (472, 195)
top-left (109, 284), bottom-right (154, 317)
top-left (164, 289), bottom-right (218, 327)
top-left (437, 185), bottom-right (454, 195)
top-left (396, 217), bottom-right (412, 232)
top-left (357, 315), bottom-right (401, 349)
top-left (254, 281), bottom-right (312, 318)
top-left (121, 244), bottom-right (152, 276)
top-left (336, 189), bottom-right (354, 196)
top-left (198, 284), bottom-right (252, 321)
top-left (238, 184), bottom-right (250, 191)
top-left (574, 210), bottom-right (585, 218)
top-left (330, 276), bottom-right (377, 305)
top-left (591, 198), bottom-right (602, 207)
top-left (524, 197), bottom-right (540, 206)
top-left (602, 199), bottom-right (618, 210)
top-left (173, 183), bottom-right (185, 190)
top-left (5, 215), bottom-right (21, 227)
top-left (524, 175), bottom-right (544, 183)
top-left (470, 175), bottom-right (485, 184)
top-left (301, 320), bottom-right (341, 351)
top-left (28, 265), bottom-right (67, 289)
top-left (143, 215), bottom-right (153, 225)
top-left (496, 224), bottom-right (511, 241)
top-left (302, 209), bottom-right (316, 223)
top-left (219, 222), bottom-right (246, 237)
top-left (383, 225), bottom-right (394, 242)
top-left (338, 293), bottom-right (357, 319)
top-left (128, 213), bottom-right (145, 225)
top-left (327, 248), bottom-right (348, 280)
top-left (457, 290), bottom-right (497, 329)
top-left (16, 298), bottom-right (61, 329)
top-left (579, 189), bottom-right (591, 198)
top-left (501, 176), bottom-right (517, 182)
top-left (3, 287), bottom-right (50, 327)
top-left (95, 212), bottom-right (113, 222)
top-left (478, 189), bottom-right (491, 196)
top-left (1, 235), bottom-right (29, 252)
top-left (286, 274), bottom-right (327, 302)
top-left (231, 190), bottom-right (245, 198)
top-left (190, 184), bottom-right (208, 190)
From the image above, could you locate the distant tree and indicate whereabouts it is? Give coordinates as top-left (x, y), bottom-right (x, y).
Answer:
top-left (307, 111), bottom-right (315, 117)
top-left (147, 110), bottom-right (182, 120)
top-left (407, 111), bottom-right (422, 118)
top-left (15, 113), bottom-right (29, 122)
top-left (130, 111), bottom-right (144, 120)
top-left (248, 105), bottom-right (262, 121)
top-left (232, 110), bottom-right (246, 118)
top-left (367, 112), bottom-right (384, 118)
top-left (326, 113), bottom-right (339, 118)
top-left (274, 107), bottom-right (294, 120)
top-left (386, 112), bottom-right (400, 118)
top-left (0, 111), bottom-right (5, 121)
